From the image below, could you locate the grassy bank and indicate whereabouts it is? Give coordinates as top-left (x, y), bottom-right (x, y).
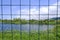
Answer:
top-left (0, 25), bottom-right (60, 40)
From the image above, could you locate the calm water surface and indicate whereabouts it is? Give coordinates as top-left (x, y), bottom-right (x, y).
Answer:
top-left (0, 23), bottom-right (54, 32)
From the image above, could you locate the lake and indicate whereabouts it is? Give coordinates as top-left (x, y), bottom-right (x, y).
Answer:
top-left (0, 23), bottom-right (54, 32)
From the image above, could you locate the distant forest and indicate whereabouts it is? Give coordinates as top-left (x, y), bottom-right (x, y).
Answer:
top-left (0, 17), bottom-right (60, 24)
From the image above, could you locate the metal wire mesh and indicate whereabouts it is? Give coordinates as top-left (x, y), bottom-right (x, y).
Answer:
top-left (0, 0), bottom-right (59, 40)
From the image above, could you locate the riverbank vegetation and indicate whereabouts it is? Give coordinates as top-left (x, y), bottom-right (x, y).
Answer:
top-left (0, 18), bottom-right (60, 40)
top-left (0, 25), bottom-right (60, 40)
top-left (0, 18), bottom-right (59, 24)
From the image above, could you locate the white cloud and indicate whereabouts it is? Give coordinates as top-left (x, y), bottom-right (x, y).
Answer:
top-left (40, 7), bottom-right (48, 14)
top-left (16, 1), bottom-right (60, 20)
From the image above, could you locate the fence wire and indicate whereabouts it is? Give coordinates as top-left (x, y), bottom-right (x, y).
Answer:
top-left (0, 0), bottom-right (59, 40)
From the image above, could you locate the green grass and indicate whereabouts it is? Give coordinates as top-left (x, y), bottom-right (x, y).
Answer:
top-left (0, 27), bottom-right (60, 40)
top-left (0, 32), bottom-right (57, 40)
top-left (0, 24), bottom-right (60, 40)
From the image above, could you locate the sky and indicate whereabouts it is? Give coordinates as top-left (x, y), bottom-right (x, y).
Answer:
top-left (0, 0), bottom-right (60, 20)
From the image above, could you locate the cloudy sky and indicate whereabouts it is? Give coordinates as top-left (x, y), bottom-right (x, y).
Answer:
top-left (0, 0), bottom-right (60, 20)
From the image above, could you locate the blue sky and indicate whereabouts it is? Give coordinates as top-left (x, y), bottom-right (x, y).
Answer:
top-left (0, 0), bottom-right (58, 5)
top-left (0, 0), bottom-right (60, 20)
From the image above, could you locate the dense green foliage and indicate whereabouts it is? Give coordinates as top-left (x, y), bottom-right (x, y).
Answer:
top-left (0, 18), bottom-right (28, 24)
top-left (0, 18), bottom-right (60, 24)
